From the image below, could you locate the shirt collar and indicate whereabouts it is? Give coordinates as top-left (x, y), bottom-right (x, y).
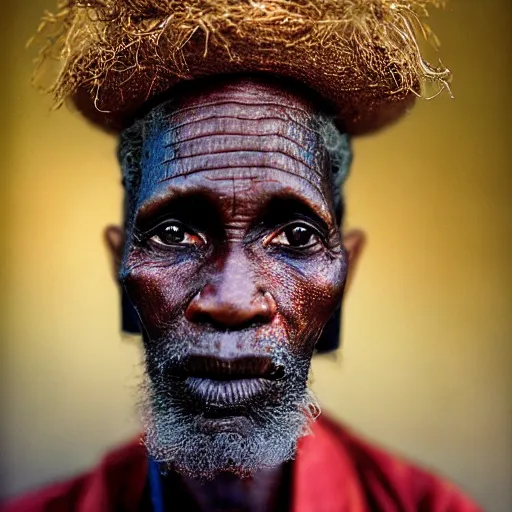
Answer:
top-left (292, 415), bottom-right (368, 512)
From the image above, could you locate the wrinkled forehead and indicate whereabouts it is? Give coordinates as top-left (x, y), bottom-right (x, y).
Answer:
top-left (121, 77), bottom-right (349, 217)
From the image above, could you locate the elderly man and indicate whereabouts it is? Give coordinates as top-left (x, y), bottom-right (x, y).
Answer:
top-left (4, 0), bottom-right (481, 511)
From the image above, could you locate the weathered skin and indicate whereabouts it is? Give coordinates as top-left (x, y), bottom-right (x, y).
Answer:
top-left (118, 76), bottom-right (349, 511)
top-left (122, 78), bottom-right (346, 352)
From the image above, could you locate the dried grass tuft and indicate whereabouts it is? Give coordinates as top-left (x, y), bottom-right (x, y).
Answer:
top-left (32, 0), bottom-right (452, 134)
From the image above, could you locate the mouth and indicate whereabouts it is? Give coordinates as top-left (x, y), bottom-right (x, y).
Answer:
top-left (185, 377), bottom-right (274, 408)
top-left (181, 355), bottom-right (285, 410)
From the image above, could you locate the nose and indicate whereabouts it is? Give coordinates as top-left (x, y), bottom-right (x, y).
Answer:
top-left (186, 288), bottom-right (276, 328)
top-left (185, 253), bottom-right (277, 329)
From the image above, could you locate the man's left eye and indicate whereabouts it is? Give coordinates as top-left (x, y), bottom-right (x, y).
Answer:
top-left (148, 222), bottom-right (205, 248)
top-left (269, 223), bottom-right (321, 249)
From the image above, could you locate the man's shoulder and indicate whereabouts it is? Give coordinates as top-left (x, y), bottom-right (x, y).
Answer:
top-left (1, 438), bottom-right (147, 512)
top-left (310, 414), bottom-right (482, 511)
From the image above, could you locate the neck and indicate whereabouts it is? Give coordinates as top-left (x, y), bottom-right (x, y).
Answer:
top-left (162, 464), bottom-right (291, 512)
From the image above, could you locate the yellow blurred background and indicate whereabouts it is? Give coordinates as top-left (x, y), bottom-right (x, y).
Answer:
top-left (1, 1), bottom-right (510, 510)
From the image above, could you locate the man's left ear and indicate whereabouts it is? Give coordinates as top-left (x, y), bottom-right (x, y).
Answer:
top-left (314, 228), bottom-right (366, 353)
top-left (342, 229), bottom-right (366, 293)
top-left (104, 225), bottom-right (125, 281)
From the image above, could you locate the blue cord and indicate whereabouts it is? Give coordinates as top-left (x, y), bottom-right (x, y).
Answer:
top-left (148, 458), bottom-right (165, 512)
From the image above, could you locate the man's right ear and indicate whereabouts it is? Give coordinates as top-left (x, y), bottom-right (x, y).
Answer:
top-left (104, 225), bottom-right (125, 281)
top-left (104, 225), bottom-right (142, 334)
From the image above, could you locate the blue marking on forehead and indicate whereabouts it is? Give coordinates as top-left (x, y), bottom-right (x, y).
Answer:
top-left (136, 112), bottom-right (173, 209)
top-left (133, 105), bottom-right (330, 209)
top-left (120, 99), bottom-right (352, 228)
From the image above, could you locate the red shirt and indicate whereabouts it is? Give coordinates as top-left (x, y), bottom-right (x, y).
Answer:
top-left (2, 415), bottom-right (481, 511)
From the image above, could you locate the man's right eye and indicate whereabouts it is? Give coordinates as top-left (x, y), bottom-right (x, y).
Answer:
top-left (148, 221), bottom-right (205, 248)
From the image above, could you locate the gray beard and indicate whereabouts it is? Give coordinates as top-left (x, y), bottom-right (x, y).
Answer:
top-left (137, 345), bottom-right (319, 480)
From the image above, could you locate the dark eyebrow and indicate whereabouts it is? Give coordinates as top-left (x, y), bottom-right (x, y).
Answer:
top-left (257, 193), bottom-right (334, 234)
top-left (133, 183), bottom-right (334, 235)
top-left (134, 188), bottom-right (222, 233)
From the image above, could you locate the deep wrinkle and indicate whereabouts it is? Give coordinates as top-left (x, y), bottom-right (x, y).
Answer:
top-left (135, 109), bottom-right (331, 208)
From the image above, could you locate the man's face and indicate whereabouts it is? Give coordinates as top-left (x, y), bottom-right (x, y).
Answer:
top-left (119, 78), bottom-right (348, 478)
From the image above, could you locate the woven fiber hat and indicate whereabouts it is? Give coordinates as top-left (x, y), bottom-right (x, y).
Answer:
top-left (34, 0), bottom-right (451, 135)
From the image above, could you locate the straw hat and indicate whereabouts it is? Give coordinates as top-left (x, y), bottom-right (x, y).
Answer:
top-left (34, 0), bottom-right (451, 135)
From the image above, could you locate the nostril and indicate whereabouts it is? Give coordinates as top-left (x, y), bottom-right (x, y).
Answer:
top-left (191, 308), bottom-right (268, 330)
top-left (204, 316), bottom-right (267, 331)
top-left (189, 310), bottom-right (216, 326)
top-left (185, 290), bottom-right (277, 329)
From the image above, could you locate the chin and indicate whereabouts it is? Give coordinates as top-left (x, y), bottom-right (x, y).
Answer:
top-left (136, 330), bottom-right (321, 479)
top-left (138, 373), bottom-right (320, 480)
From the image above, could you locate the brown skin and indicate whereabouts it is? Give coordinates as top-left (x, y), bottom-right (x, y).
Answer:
top-left (105, 228), bottom-right (364, 299)
top-left (105, 78), bottom-right (365, 512)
